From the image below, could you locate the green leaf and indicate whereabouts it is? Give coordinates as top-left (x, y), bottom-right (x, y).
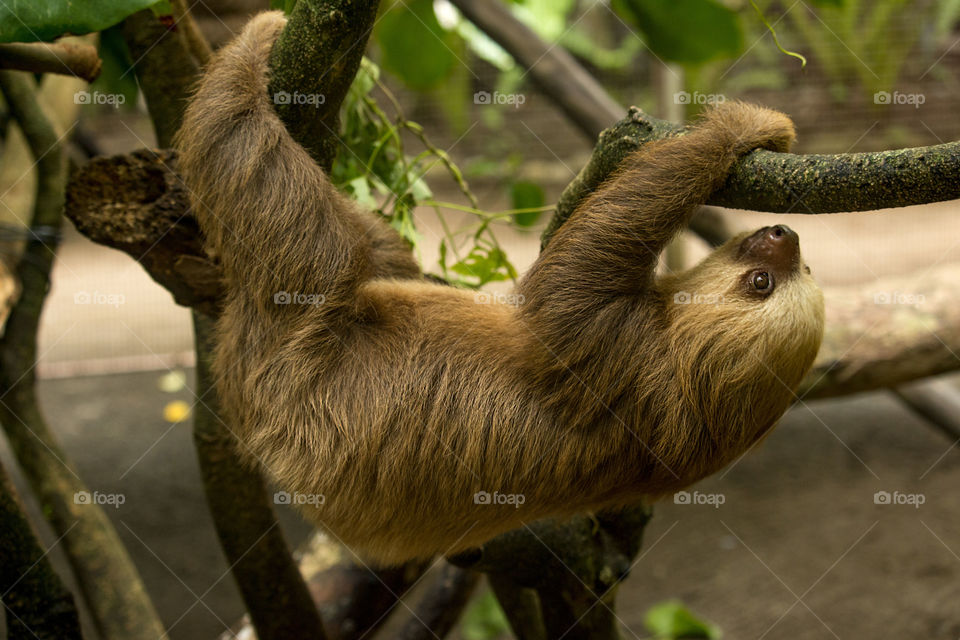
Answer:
top-left (450, 246), bottom-right (514, 286)
top-left (460, 589), bottom-right (511, 640)
top-left (612, 0), bottom-right (742, 64)
top-left (0, 0), bottom-right (162, 43)
top-left (644, 600), bottom-right (722, 639)
top-left (89, 24), bottom-right (139, 109)
top-left (376, 0), bottom-right (458, 91)
top-left (509, 180), bottom-right (544, 227)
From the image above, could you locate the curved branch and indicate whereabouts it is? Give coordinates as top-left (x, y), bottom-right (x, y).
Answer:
top-left (544, 107), bottom-right (960, 247)
top-left (448, 0), bottom-right (623, 140)
top-left (267, 0), bottom-right (380, 170)
top-left (0, 42), bottom-right (101, 82)
top-left (0, 70), bottom-right (166, 640)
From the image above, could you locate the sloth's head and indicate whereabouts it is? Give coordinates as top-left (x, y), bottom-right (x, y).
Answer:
top-left (659, 224), bottom-right (825, 450)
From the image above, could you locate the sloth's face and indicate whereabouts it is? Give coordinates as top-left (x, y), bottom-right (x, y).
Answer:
top-left (667, 224), bottom-right (821, 310)
top-left (661, 224), bottom-right (824, 392)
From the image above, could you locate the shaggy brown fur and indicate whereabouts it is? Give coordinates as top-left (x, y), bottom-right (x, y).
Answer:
top-left (176, 12), bottom-right (825, 566)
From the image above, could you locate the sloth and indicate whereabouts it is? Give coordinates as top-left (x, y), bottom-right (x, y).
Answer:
top-left (176, 12), bottom-right (825, 565)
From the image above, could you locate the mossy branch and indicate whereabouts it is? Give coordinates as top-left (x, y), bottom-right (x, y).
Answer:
top-left (267, 0), bottom-right (380, 171)
top-left (545, 106), bottom-right (960, 247)
top-left (0, 69), bottom-right (166, 640)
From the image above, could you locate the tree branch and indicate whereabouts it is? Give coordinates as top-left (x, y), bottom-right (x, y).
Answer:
top-left (0, 69), bottom-right (166, 640)
top-left (122, 10), bottom-right (201, 147)
top-left (0, 42), bottom-right (101, 82)
top-left (0, 461), bottom-right (83, 640)
top-left (448, 0), bottom-right (623, 140)
top-left (267, 0), bottom-right (380, 170)
top-left (544, 107), bottom-right (960, 247)
top-left (392, 563), bottom-right (480, 640)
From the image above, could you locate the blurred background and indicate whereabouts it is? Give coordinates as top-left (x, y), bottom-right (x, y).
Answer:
top-left (2, 0), bottom-right (960, 638)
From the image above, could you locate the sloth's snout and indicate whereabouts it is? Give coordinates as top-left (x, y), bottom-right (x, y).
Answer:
top-left (738, 224), bottom-right (800, 272)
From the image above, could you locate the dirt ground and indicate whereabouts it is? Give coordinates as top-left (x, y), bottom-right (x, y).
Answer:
top-left (5, 174), bottom-right (960, 638)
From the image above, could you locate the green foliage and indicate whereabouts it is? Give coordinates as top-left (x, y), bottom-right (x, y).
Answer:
top-left (332, 58), bottom-right (520, 288)
top-left (509, 180), bottom-right (545, 227)
top-left (269, 0), bottom-right (299, 12)
top-left (786, 0), bottom-right (942, 103)
top-left (0, 0), bottom-right (161, 43)
top-left (644, 600), bottom-right (722, 639)
top-left (89, 25), bottom-right (139, 109)
top-left (612, 0), bottom-right (743, 65)
top-left (376, 0), bottom-right (458, 91)
top-left (460, 588), bottom-right (511, 640)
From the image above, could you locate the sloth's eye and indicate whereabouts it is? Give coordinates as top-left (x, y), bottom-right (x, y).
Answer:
top-left (752, 272), bottom-right (772, 290)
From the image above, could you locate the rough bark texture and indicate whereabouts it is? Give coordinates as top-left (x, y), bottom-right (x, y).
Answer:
top-left (0, 462), bottom-right (83, 640)
top-left (545, 107), bottom-right (960, 248)
top-left (0, 70), bottom-right (166, 640)
top-left (267, 0), bottom-right (380, 170)
top-left (450, 506), bottom-right (652, 640)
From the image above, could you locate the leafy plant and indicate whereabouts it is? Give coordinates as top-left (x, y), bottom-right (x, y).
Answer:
top-left (0, 0), bottom-right (163, 43)
top-left (332, 57), bottom-right (550, 287)
top-left (644, 600), bottom-right (722, 639)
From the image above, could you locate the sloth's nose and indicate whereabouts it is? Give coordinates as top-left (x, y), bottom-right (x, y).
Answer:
top-left (769, 224), bottom-right (798, 243)
top-left (739, 224), bottom-right (800, 271)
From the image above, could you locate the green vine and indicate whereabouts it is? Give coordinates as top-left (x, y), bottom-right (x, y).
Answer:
top-left (331, 58), bottom-right (523, 288)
